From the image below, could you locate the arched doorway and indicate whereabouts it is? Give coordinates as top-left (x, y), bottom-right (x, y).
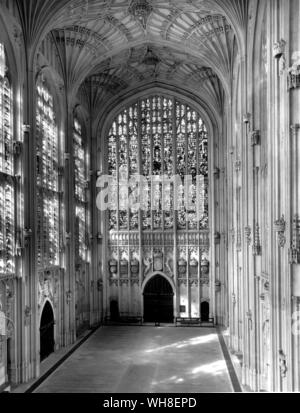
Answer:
top-left (143, 275), bottom-right (174, 323)
top-left (201, 301), bottom-right (210, 322)
top-left (110, 300), bottom-right (120, 321)
top-left (40, 301), bottom-right (55, 362)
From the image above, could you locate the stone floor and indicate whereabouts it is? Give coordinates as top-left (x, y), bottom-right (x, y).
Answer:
top-left (33, 326), bottom-right (234, 393)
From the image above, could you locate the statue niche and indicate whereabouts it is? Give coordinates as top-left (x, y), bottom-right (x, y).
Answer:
top-left (189, 258), bottom-right (198, 277)
top-left (165, 250), bottom-right (174, 277)
top-left (130, 259), bottom-right (139, 277)
top-left (153, 250), bottom-right (163, 272)
top-left (200, 258), bottom-right (210, 284)
top-left (143, 251), bottom-right (153, 278)
top-left (178, 258), bottom-right (187, 276)
top-left (120, 259), bottom-right (129, 277)
top-left (109, 259), bottom-right (118, 277)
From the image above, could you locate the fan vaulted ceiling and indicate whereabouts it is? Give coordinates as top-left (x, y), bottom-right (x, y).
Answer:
top-left (15, 0), bottom-right (248, 111)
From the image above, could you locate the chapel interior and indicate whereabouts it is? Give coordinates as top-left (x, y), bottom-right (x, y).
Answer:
top-left (0, 0), bottom-right (300, 393)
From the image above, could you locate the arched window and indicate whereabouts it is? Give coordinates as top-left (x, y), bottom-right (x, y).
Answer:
top-left (36, 74), bottom-right (60, 268)
top-left (74, 117), bottom-right (88, 262)
top-left (0, 42), bottom-right (15, 275)
top-left (107, 95), bottom-right (209, 233)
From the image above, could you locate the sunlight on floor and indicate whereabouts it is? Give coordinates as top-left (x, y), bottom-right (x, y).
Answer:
top-left (145, 333), bottom-right (217, 353)
top-left (150, 359), bottom-right (227, 387)
top-left (192, 360), bottom-right (227, 376)
top-left (151, 375), bottom-right (185, 386)
top-left (32, 327), bottom-right (233, 393)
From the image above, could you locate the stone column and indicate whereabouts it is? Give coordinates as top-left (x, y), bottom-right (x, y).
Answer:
top-left (22, 63), bottom-right (38, 381)
top-left (62, 107), bottom-right (76, 346)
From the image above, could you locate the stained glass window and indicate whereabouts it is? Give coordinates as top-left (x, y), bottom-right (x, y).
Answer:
top-left (74, 117), bottom-right (88, 262)
top-left (0, 43), bottom-right (15, 275)
top-left (36, 74), bottom-right (60, 268)
top-left (107, 95), bottom-right (209, 232)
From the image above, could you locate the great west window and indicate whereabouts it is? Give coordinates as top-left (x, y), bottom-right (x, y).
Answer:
top-left (107, 95), bottom-right (209, 233)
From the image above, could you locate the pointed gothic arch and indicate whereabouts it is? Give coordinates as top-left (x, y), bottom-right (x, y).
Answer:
top-left (39, 300), bottom-right (55, 361)
top-left (143, 274), bottom-right (174, 323)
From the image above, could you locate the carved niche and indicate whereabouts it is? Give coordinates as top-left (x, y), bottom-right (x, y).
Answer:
top-left (200, 258), bottom-right (210, 285)
top-left (279, 350), bottom-right (287, 378)
top-left (201, 258), bottom-right (210, 275)
top-left (142, 249), bottom-right (153, 278)
top-left (189, 258), bottom-right (198, 278)
top-left (245, 226), bottom-right (252, 245)
top-left (214, 232), bottom-right (221, 245)
top-left (250, 130), bottom-right (260, 146)
top-left (288, 53), bottom-right (300, 90)
top-left (120, 259), bottom-right (129, 277)
top-left (153, 250), bottom-right (163, 272)
top-left (178, 258), bottom-right (187, 276)
top-left (253, 223), bottom-right (262, 256)
top-left (164, 249), bottom-right (174, 278)
top-left (109, 259), bottom-right (118, 277)
top-left (290, 215), bottom-right (300, 264)
top-left (215, 280), bottom-right (221, 293)
top-left (95, 279), bottom-right (102, 292)
top-left (38, 271), bottom-right (54, 309)
top-left (274, 215), bottom-right (286, 248)
top-left (273, 39), bottom-right (286, 75)
top-left (130, 259), bottom-right (139, 277)
top-left (273, 39), bottom-right (286, 59)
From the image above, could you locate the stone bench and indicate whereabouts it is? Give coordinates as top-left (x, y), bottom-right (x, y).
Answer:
top-left (104, 316), bottom-right (143, 325)
top-left (175, 317), bottom-right (215, 327)
top-left (175, 317), bottom-right (201, 326)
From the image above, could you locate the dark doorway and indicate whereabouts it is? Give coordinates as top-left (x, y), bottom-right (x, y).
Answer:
top-left (110, 300), bottom-right (120, 321)
top-left (40, 301), bottom-right (55, 362)
top-left (201, 301), bottom-right (210, 322)
top-left (143, 275), bottom-right (174, 323)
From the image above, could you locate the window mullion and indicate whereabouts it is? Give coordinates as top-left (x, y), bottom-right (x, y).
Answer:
top-left (185, 104), bottom-right (188, 231)
top-left (116, 125), bottom-right (120, 232)
top-left (137, 100), bottom-right (143, 232)
top-left (172, 98), bottom-right (177, 232)
top-left (150, 98), bottom-right (153, 232)
top-left (126, 108), bottom-right (130, 232)
top-left (196, 113), bottom-right (200, 232)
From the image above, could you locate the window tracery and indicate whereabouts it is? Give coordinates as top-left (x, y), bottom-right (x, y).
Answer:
top-left (74, 117), bottom-right (88, 262)
top-left (36, 74), bottom-right (59, 268)
top-left (0, 43), bottom-right (15, 275)
top-left (107, 95), bottom-right (209, 233)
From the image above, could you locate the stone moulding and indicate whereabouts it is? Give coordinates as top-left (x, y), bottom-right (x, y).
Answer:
top-left (109, 279), bottom-right (119, 287)
top-left (13, 141), bottom-right (23, 156)
top-left (274, 216), bottom-right (286, 248)
top-left (245, 226), bottom-right (252, 245)
top-left (214, 232), bottom-right (221, 245)
top-left (273, 39), bottom-right (286, 59)
top-left (213, 167), bottom-right (220, 179)
top-left (128, 0), bottom-right (153, 29)
top-left (290, 215), bottom-right (300, 264)
top-left (215, 280), bottom-right (221, 292)
top-left (22, 124), bottom-right (31, 133)
top-left (288, 73), bottom-right (300, 90)
top-left (250, 130), bottom-right (260, 146)
top-left (288, 57), bottom-right (300, 90)
top-left (253, 223), bottom-right (261, 256)
top-left (243, 113), bottom-right (251, 124)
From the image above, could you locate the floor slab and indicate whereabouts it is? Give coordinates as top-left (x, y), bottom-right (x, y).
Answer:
top-left (34, 326), bottom-right (234, 393)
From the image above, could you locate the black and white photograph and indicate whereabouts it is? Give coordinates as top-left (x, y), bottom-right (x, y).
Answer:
top-left (0, 0), bottom-right (299, 400)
